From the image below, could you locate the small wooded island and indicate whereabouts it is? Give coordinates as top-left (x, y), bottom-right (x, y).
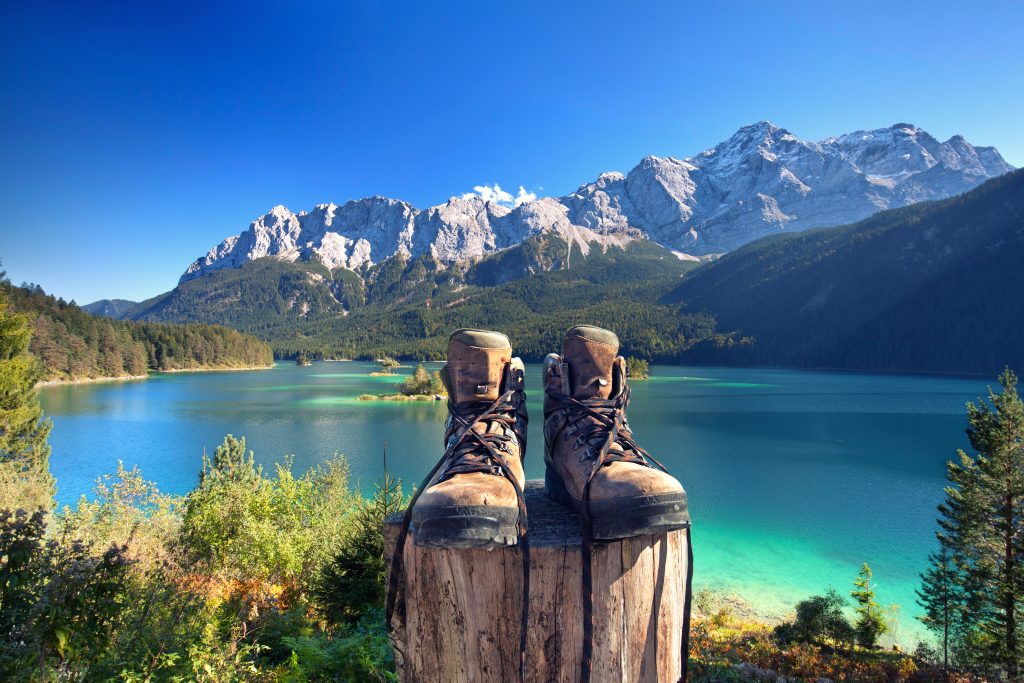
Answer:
top-left (359, 363), bottom-right (446, 401)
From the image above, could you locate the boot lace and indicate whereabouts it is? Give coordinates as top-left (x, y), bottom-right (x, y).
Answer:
top-left (386, 365), bottom-right (531, 682)
top-left (438, 392), bottom-right (522, 479)
top-left (547, 385), bottom-right (669, 471)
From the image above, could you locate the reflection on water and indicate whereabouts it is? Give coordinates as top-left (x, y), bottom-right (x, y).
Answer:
top-left (41, 361), bottom-right (993, 642)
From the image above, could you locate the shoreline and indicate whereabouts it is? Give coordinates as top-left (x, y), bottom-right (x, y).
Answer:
top-left (37, 374), bottom-right (149, 387)
top-left (37, 363), bottom-right (275, 387)
top-left (357, 393), bottom-right (445, 402)
top-left (155, 364), bottom-right (275, 375)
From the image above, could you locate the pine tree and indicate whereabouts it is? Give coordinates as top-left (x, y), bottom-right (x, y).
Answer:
top-left (313, 468), bottom-right (404, 625)
top-left (199, 434), bottom-right (261, 485)
top-left (0, 276), bottom-right (54, 512)
top-left (926, 369), bottom-right (1024, 675)
top-left (851, 562), bottom-right (887, 648)
top-left (917, 547), bottom-right (959, 668)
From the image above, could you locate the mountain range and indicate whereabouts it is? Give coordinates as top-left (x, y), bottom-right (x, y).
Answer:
top-left (82, 122), bottom-right (1021, 375)
top-left (179, 121), bottom-right (1012, 282)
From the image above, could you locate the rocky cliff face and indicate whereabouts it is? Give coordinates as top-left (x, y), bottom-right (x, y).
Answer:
top-left (181, 122), bottom-right (1013, 282)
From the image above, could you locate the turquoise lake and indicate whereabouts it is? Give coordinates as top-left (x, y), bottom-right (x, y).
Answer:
top-left (40, 361), bottom-right (992, 644)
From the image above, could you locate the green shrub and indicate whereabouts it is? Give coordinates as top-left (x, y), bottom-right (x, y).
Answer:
top-left (0, 509), bottom-right (133, 680)
top-left (181, 435), bottom-right (355, 583)
top-left (773, 588), bottom-right (854, 647)
top-left (282, 611), bottom-right (396, 682)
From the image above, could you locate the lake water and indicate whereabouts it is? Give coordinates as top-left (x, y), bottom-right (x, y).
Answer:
top-left (41, 361), bottom-right (992, 644)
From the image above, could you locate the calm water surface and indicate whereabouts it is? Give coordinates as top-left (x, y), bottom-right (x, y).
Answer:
top-left (41, 362), bottom-right (991, 643)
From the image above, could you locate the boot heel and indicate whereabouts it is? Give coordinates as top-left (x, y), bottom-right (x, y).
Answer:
top-left (544, 465), bottom-right (576, 510)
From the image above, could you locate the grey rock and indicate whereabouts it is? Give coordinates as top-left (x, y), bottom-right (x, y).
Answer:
top-left (180, 122), bottom-right (1013, 282)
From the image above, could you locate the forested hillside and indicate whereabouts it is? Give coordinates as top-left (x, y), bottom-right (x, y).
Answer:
top-left (127, 238), bottom-right (738, 361)
top-left (81, 298), bottom-right (138, 318)
top-left (666, 169), bottom-right (1024, 374)
top-left (3, 281), bottom-right (273, 381)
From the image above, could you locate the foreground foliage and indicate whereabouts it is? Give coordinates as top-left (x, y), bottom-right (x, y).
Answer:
top-left (1, 435), bottom-right (400, 681)
top-left (690, 590), bottom-right (937, 682)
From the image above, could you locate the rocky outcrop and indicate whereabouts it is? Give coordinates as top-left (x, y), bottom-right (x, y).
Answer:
top-left (181, 122), bottom-right (1013, 282)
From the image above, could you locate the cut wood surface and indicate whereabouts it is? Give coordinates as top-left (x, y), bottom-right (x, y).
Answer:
top-left (385, 480), bottom-right (690, 682)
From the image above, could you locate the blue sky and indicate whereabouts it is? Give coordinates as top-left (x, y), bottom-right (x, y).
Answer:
top-left (1, 0), bottom-right (1021, 304)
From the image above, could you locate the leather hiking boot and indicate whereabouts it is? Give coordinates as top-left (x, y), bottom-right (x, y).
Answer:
top-left (410, 329), bottom-right (529, 549)
top-left (543, 325), bottom-right (689, 539)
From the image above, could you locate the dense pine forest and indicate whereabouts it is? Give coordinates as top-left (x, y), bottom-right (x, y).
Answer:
top-left (2, 280), bottom-right (273, 381)
top-left (667, 168), bottom-right (1024, 375)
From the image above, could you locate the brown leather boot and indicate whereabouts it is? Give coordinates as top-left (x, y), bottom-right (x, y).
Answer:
top-left (410, 329), bottom-right (529, 548)
top-left (543, 325), bottom-right (689, 539)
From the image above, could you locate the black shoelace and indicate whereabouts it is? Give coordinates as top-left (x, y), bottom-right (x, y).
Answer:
top-left (385, 367), bottom-right (530, 682)
top-left (546, 384), bottom-right (694, 683)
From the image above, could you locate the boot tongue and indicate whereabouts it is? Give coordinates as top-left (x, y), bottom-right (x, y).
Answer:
top-left (444, 329), bottom-right (513, 404)
top-left (562, 325), bottom-right (619, 400)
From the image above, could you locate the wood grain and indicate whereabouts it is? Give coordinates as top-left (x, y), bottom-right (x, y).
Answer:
top-left (385, 480), bottom-right (689, 683)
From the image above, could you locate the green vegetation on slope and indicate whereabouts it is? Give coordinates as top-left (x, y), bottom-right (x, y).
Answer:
top-left (80, 298), bottom-right (138, 319)
top-left (126, 237), bottom-right (733, 362)
top-left (3, 280), bottom-right (273, 381)
top-left (666, 168), bottom-right (1024, 374)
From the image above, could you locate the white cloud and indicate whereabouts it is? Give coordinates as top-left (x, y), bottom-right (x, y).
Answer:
top-left (461, 183), bottom-right (537, 208)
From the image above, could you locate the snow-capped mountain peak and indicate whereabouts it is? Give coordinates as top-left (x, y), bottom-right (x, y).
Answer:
top-left (180, 122), bottom-right (1014, 282)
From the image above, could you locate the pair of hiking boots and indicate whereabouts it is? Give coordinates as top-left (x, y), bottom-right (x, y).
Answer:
top-left (412, 324), bottom-right (689, 549)
top-left (387, 325), bottom-right (691, 681)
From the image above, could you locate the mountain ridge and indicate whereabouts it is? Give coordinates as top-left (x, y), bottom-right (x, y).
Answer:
top-left (180, 122), bottom-right (1012, 283)
top-left (664, 167), bottom-right (1024, 374)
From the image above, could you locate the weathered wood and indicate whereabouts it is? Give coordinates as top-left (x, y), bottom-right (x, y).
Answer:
top-left (385, 480), bottom-right (690, 683)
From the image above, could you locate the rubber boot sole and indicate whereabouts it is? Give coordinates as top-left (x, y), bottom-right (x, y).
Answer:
top-left (411, 504), bottom-right (520, 549)
top-left (545, 466), bottom-right (689, 540)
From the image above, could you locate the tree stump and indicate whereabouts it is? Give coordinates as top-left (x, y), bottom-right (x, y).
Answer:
top-left (385, 480), bottom-right (691, 682)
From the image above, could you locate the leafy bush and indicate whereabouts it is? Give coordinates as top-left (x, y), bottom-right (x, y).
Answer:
top-left (181, 435), bottom-right (355, 584)
top-left (0, 509), bottom-right (133, 680)
top-left (283, 611), bottom-right (396, 682)
top-left (773, 589), bottom-right (855, 647)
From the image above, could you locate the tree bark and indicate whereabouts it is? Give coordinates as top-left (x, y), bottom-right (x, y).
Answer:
top-left (385, 481), bottom-right (690, 682)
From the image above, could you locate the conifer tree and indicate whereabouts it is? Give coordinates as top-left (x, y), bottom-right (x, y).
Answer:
top-left (851, 562), bottom-right (887, 648)
top-left (925, 369), bottom-right (1024, 675)
top-left (0, 273), bottom-right (53, 512)
top-left (917, 547), bottom-right (959, 668)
